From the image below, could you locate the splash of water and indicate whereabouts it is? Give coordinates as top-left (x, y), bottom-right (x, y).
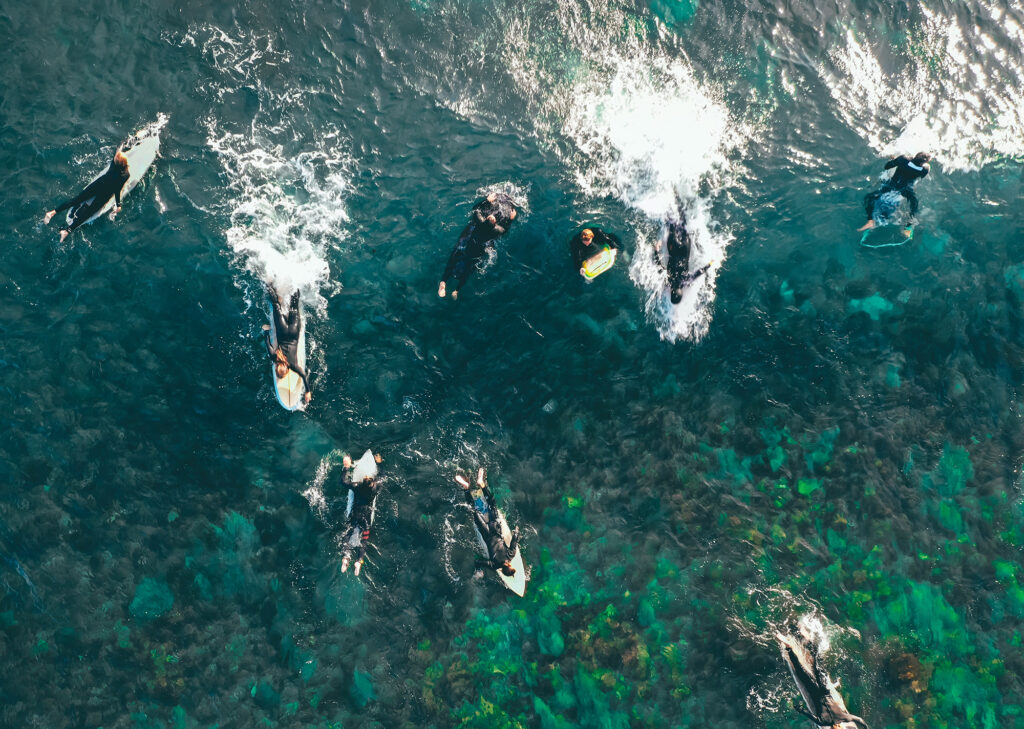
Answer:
top-left (562, 50), bottom-right (743, 341)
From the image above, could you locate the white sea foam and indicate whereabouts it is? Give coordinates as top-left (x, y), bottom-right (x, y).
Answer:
top-left (821, 4), bottom-right (1024, 171)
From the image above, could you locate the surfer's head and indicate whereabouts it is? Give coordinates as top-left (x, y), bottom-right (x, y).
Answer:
top-left (275, 362), bottom-right (290, 379)
top-left (113, 150), bottom-right (129, 170)
top-left (580, 229), bottom-right (594, 245)
top-left (500, 561), bottom-right (515, 576)
top-left (912, 152), bottom-right (931, 166)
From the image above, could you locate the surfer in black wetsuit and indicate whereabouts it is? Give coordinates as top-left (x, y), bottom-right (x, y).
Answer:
top-left (438, 192), bottom-right (517, 300)
top-left (457, 469), bottom-right (518, 576)
top-left (44, 149), bottom-right (131, 242)
top-left (857, 152), bottom-right (931, 234)
top-left (778, 631), bottom-right (869, 729)
top-left (340, 452), bottom-right (383, 575)
top-left (570, 227), bottom-right (620, 275)
top-left (261, 286), bottom-right (312, 404)
top-left (656, 199), bottom-right (712, 304)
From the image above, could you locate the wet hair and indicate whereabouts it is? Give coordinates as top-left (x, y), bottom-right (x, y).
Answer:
top-left (912, 152), bottom-right (931, 165)
top-left (275, 362), bottom-right (289, 379)
top-left (581, 228), bottom-right (594, 241)
top-left (500, 562), bottom-right (515, 576)
top-left (113, 150), bottom-right (129, 170)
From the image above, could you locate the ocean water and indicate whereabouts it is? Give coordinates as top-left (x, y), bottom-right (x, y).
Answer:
top-left (2, 0), bottom-right (1024, 727)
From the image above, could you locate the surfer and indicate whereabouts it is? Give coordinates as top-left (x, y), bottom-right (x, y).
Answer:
top-left (778, 630), bottom-right (869, 729)
top-left (457, 468), bottom-right (519, 576)
top-left (857, 152), bottom-right (931, 234)
top-left (570, 227), bottom-right (621, 275)
top-left (261, 286), bottom-right (312, 404)
top-left (43, 149), bottom-right (131, 242)
top-left (656, 200), bottom-right (711, 304)
top-left (340, 452), bottom-right (383, 576)
top-left (438, 193), bottom-right (517, 300)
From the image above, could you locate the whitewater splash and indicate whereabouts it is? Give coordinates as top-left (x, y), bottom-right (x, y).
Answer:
top-left (821, 1), bottom-right (1024, 171)
top-left (562, 51), bottom-right (744, 341)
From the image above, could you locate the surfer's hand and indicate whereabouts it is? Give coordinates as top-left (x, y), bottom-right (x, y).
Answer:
top-left (262, 324), bottom-right (270, 332)
top-left (579, 267), bottom-right (585, 276)
top-left (43, 210), bottom-right (55, 224)
top-left (343, 455), bottom-right (352, 468)
top-left (374, 453), bottom-right (382, 463)
top-left (304, 392), bottom-right (312, 403)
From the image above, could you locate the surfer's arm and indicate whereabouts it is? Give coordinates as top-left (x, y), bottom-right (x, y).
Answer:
top-left (491, 223), bottom-right (506, 237)
top-left (596, 230), bottom-right (620, 249)
top-left (263, 330), bottom-right (276, 358)
top-left (474, 555), bottom-right (498, 570)
top-left (292, 362), bottom-right (311, 393)
top-left (508, 527), bottom-right (520, 554)
top-left (792, 704), bottom-right (822, 724)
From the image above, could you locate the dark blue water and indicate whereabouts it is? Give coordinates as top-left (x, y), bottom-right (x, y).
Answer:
top-left (2, 1), bottom-right (1024, 727)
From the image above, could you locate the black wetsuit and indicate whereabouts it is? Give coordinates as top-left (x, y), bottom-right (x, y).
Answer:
top-left (658, 212), bottom-right (709, 304)
top-left (782, 641), bottom-right (869, 728)
top-left (464, 485), bottom-right (518, 570)
top-left (53, 155), bottom-right (131, 233)
top-left (570, 227), bottom-right (621, 270)
top-left (341, 469), bottom-right (379, 564)
top-left (440, 197), bottom-right (514, 294)
top-left (863, 155), bottom-right (929, 221)
top-left (264, 290), bottom-right (310, 392)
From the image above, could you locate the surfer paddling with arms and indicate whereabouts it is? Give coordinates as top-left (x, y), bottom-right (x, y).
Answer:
top-left (44, 149), bottom-right (131, 242)
top-left (857, 152), bottom-right (931, 237)
top-left (457, 468), bottom-right (519, 576)
top-left (262, 286), bottom-right (312, 405)
top-left (340, 451), bottom-right (384, 576)
top-left (777, 629), bottom-right (869, 728)
top-left (438, 192), bottom-right (517, 300)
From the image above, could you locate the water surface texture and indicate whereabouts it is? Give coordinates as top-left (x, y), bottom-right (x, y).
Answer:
top-left (2, 0), bottom-right (1024, 727)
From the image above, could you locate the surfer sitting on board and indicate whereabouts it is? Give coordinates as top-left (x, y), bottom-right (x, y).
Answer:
top-left (571, 227), bottom-right (620, 275)
top-left (43, 149), bottom-right (130, 242)
top-left (857, 152), bottom-right (931, 235)
top-left (656, 199), bottom-right (711, 304)
top-left (262, 286), bottom-right (312, 404)
top-left (777, 630), bottom-right (869, 729)
top-left (457, 469), bottom-right (519, 576)
top-left (340, 451), bottom-right (383, 575)
top-left (438, 192), bottom-right (517, 300)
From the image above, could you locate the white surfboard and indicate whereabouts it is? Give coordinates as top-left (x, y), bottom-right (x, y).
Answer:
top-left (471, 503), bottom-right (526, 596)
top-left (70, 120), bottom-right (163, 228)
top-left (268, 301), bottom-right (307, 411)
top-left (341, 450), bottom-right (379, 575)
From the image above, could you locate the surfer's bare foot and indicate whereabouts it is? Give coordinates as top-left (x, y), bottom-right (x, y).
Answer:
top-left (438, 281), bottom-right (446, 297)
top-left (902, 227), bottom-right (913, 238)
top-left (477, 467), bottom-right (485, 486)
top-left (856, 220), bottom-right (875, 232)
top-left (451, 289), bottom-right (458, 300)
top-left (455, 474), bottom-right (470, 489)
top-left (59, 229), bottom-right (69, 243)
top-left (43, 210), bottom-right (55, 224)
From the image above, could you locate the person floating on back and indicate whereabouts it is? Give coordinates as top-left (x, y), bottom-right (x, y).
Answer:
top-left (657, 196), bottom-right (712, 303)
top-left (570, 226), bottom-right (620, 279)
top-left (456, 468), bottom-right (519, 577)
top-left (340, 451), bottom-right (383, 576)
top-left (777, 629), bottom-right (869, 729)
top-left (262, 286), bottom-right (312, 405)
top-left (857, 152), bottom-right (931, 237)
top-left (43, 149), bottom-right (131, 242)
top-left (438, 192), bottom-right (517, 300)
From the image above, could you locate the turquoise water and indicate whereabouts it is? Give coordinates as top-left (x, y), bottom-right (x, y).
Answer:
top-left (2, 0), bottom-right (1024, 727)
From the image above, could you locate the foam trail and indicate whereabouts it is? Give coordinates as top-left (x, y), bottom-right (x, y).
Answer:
top-left (561, 51), bottom-right (743, 342)
top-left (207, 125), bottom-right (348, 315)
top-left (821, 2), bottom-right (1024, 171)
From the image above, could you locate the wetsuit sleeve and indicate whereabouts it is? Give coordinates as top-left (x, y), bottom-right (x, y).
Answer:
top-left (473, 210), bottom-right (487, 223)
top-left (595, 230), bottom-right (620, 249)
top-left (491, 223), bottom-right (506, 237)
top-left (264, 331), bottom-right (276, 359)
top-left (508, 528), bottom-right (520, 555)
top-left (474, 555), bottom-right (499, 570)
top-left (792, 705), bottom-right (822, 724)
top-left (114, 183), bottom-right (122, 207)
top-left (883, 155), bottom-right (908, 170)
top-left (570, 237), bottom-right (586, 269)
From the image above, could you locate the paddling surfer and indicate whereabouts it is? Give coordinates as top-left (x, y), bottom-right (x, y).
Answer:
top-left (43, 149), bottom-right (131, 242)
top-left (857, 152), bottom-right (931, 235)
top-left (262, 286), bottom-right (312, 404)
top-left (457, 468), bottom-right (518, 576)
top-left (438, 192), bottom-right (517, 300)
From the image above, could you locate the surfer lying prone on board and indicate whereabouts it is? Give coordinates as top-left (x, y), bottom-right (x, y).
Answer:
top-left (656, 201), bottom-right (711, 304)
top-left (340, 451), bottom-right (383, 575)
top-left (777, 630), bottom-right (869, 729)
top-left (262, 287), bottom-right (312, 404)
top-left (457, 469), bottom-right (519, 576)
top-left (438, 193), bottom-right (517, 300)
top-left (857, 152), bottom-right (931, 236)
top-left (571, 227), bottom-right (620, 276)
top-left (43, 149), bottom-right (130, 242)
